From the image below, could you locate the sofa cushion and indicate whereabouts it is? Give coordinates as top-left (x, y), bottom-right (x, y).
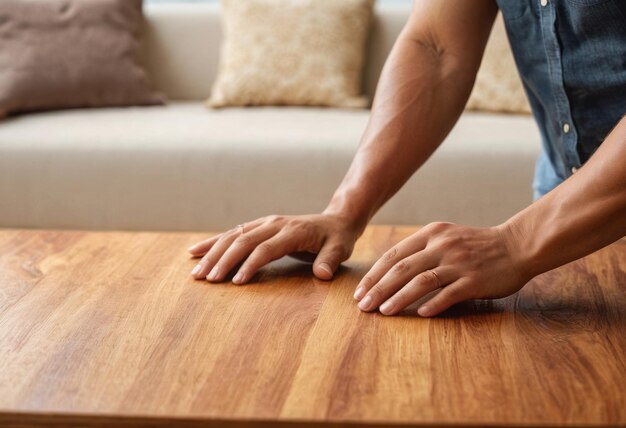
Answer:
top-left (207, 0), bottom-right (374, 108)
top-left (141, 3), bottom-right (407, 102)
top-left (0, 103), bottom-right (540, 231)
top-left (0, 0), bottom-right (163, 117)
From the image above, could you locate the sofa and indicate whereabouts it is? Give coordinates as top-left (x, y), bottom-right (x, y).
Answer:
top-left (0, 2), bottom-right (541, 232)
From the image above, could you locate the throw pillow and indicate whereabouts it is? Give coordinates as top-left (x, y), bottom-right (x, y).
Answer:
top-left (0, 0), bottom-right (163, 117)
top-left (207, 0), bottom-right (374, 109)
top-left (466, 14), bottom-right (531, 115)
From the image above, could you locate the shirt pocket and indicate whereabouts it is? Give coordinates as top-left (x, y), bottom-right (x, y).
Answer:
top-left (563, 0), bottom-right (626, 35)
top-left (496, 0), bottom-right (531, 21)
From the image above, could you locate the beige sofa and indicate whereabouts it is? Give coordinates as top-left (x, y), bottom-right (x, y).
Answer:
top-left (0, 3), bottom-right (541, 232)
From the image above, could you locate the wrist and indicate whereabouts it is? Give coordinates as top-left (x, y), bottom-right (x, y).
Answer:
top-left (323, 193), bottom-right (371, 237)
top-left (495, 218), bottom-right (543, 281)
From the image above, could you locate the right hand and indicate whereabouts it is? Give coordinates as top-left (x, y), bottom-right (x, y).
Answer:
top-left (188, 213), bottom-right (361, 284)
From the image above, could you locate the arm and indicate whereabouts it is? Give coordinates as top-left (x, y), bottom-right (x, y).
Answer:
top-left (324, 0), bottom-right (498, 232)
top-left (354, 117), bottom-right (626, 317)
top-left (505, 116), bottom-right (626, 279)
top-left (188, 0), bottom-right (498, 284)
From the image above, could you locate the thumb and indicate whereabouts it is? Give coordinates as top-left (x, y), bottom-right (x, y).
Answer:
top-left (313, 239), bottom-right (349, 280)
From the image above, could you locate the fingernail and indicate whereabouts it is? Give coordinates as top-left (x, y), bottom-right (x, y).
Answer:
top-left (232, 272), bottom-right (244, 284)
top-left (380, 300), bottom-right (395, 315)
top-left (418, 305), bottom-right (432, 317)
top-left (358, 295), bottom-right (373, 311)
top-left (191, 264), bottom-right (201, 276)
top-left (353, 287), bottom-right (365, 300)
top-left (187, 245), bottom-right (196, 252)
top-left (319, 262), bottom-right (332, 275)
top-left (207, 265), bottom-right (219, 281)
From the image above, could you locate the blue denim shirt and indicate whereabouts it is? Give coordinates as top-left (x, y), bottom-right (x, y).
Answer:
top-left (496, 0), bottom-right (626, 199)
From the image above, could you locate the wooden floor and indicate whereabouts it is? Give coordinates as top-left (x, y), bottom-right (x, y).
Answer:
top-left (0, 226), bottom-right (624, 427)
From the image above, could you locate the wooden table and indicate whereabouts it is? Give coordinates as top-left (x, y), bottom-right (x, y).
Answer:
top-left (0, 226), bottom-right (624, 427)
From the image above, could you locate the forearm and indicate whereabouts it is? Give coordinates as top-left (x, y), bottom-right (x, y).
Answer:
top-left (324, 33), bottom-right (481, 232)
top-left (502, 116), bottom-right (626, 278)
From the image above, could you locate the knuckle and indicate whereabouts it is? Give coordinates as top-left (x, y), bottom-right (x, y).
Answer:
top-left (393, 260), bottom-right (411, 274)
top-left (444, 286), bottom-right (466, 302)
top-left (460, 282), bottom-right (479, 299)
top-left (330, 242), bottom-right (350, 259)
top-left (416, 271), bottom-right (437, 288)
top-left (240, 261), bottom-right (258, 275)
top-left (248, 251), bottom-right (268, 267)
top-left (424, 221), bottom-right (452, 234)
top-left (369, 284), bottom-right (385, 300)
top-left (288, 217), bottom-right (305, 228)
top-left (436, 235), bottom-right (461, 251)
top-left (343, 248), bottom-right (353, 260)
top-left (258, 241), bottom-right (275, 255)
top-left (267, 215), bottom-right (285, 224)
top-left (382, 247), bottom-right (398, 262)
top-left (234, 234), bottom-right (254, 246)
top-left (285, 222), bottom-right (307, 237)
top-left (200, 251), bottom-right (214, 264)
top-left (360, 276), bottom-right (374, 290)
top-left (214, 233), bottom-right (229, 243)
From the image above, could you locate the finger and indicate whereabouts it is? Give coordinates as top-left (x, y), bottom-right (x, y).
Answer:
top-left (356, 250), bottom-right (437, 311)
top-left (191, 242), bottom-right (223, 278)
top-left (190, 229), bottom-right (239, 279)
top-left (211, 225), bottom-right (281, 283)
top-left (312, 238), bottom-right (350, 281)
top-left (233, 231), bottom-right (299, 284)
top-left (188, 218), bottom-right (268, 259)
top-left (188, 234), bottom-right (220, 257)
top-left (379, 267), bottom-right (456, 316)
top-left (355, 232), bottom-right (428, 299)
top-left (417, 280), bottom-right (473, 317)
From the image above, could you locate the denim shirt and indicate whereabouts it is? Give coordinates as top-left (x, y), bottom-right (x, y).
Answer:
top-left (496, 0), bottom-right (626, 198)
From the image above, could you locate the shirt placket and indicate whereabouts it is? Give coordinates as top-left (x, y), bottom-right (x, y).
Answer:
top-left (539, 0), bottom-right (581, 175)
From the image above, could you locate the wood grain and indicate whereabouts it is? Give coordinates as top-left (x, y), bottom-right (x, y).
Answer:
top-left (0, 226), bottom-right (624, 427)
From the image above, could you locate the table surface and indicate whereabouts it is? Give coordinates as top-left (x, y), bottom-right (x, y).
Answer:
top-left (0, 226), bottom-right (624, 427)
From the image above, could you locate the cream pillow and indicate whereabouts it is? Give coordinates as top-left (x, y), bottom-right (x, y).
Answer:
top-left (207, 0), bottom-right (374, 109)
top-left (466, 14), bottom-right (531, 115)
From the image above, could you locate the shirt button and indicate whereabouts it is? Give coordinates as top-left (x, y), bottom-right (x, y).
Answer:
top-left (571, 166), bottom-right (578, 174)
top-left (541, 0), bottom-right (548, 6)
top-left (563, 122), bottom-right (570, 133)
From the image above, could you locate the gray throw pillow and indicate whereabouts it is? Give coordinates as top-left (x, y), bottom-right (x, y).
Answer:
top-left (0, 0), bottom-right (164, 117)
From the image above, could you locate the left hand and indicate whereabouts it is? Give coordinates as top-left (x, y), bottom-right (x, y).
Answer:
top-left (353, 222), bottom-right (530, 317)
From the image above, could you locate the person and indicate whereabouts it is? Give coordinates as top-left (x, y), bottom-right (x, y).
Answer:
top-left (188, 0), bottom-right (626, 317)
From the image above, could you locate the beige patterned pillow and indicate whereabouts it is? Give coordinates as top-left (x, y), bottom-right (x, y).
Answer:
top-left (466, 14), bottom-right (531, 114)
top-left (207, 0), bottom-right (374, 109)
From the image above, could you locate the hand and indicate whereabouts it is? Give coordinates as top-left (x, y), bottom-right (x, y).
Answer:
top-left (188, 214), bottom-right (361, 284)
top-left (353, 222), bottom-right (529, 317)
